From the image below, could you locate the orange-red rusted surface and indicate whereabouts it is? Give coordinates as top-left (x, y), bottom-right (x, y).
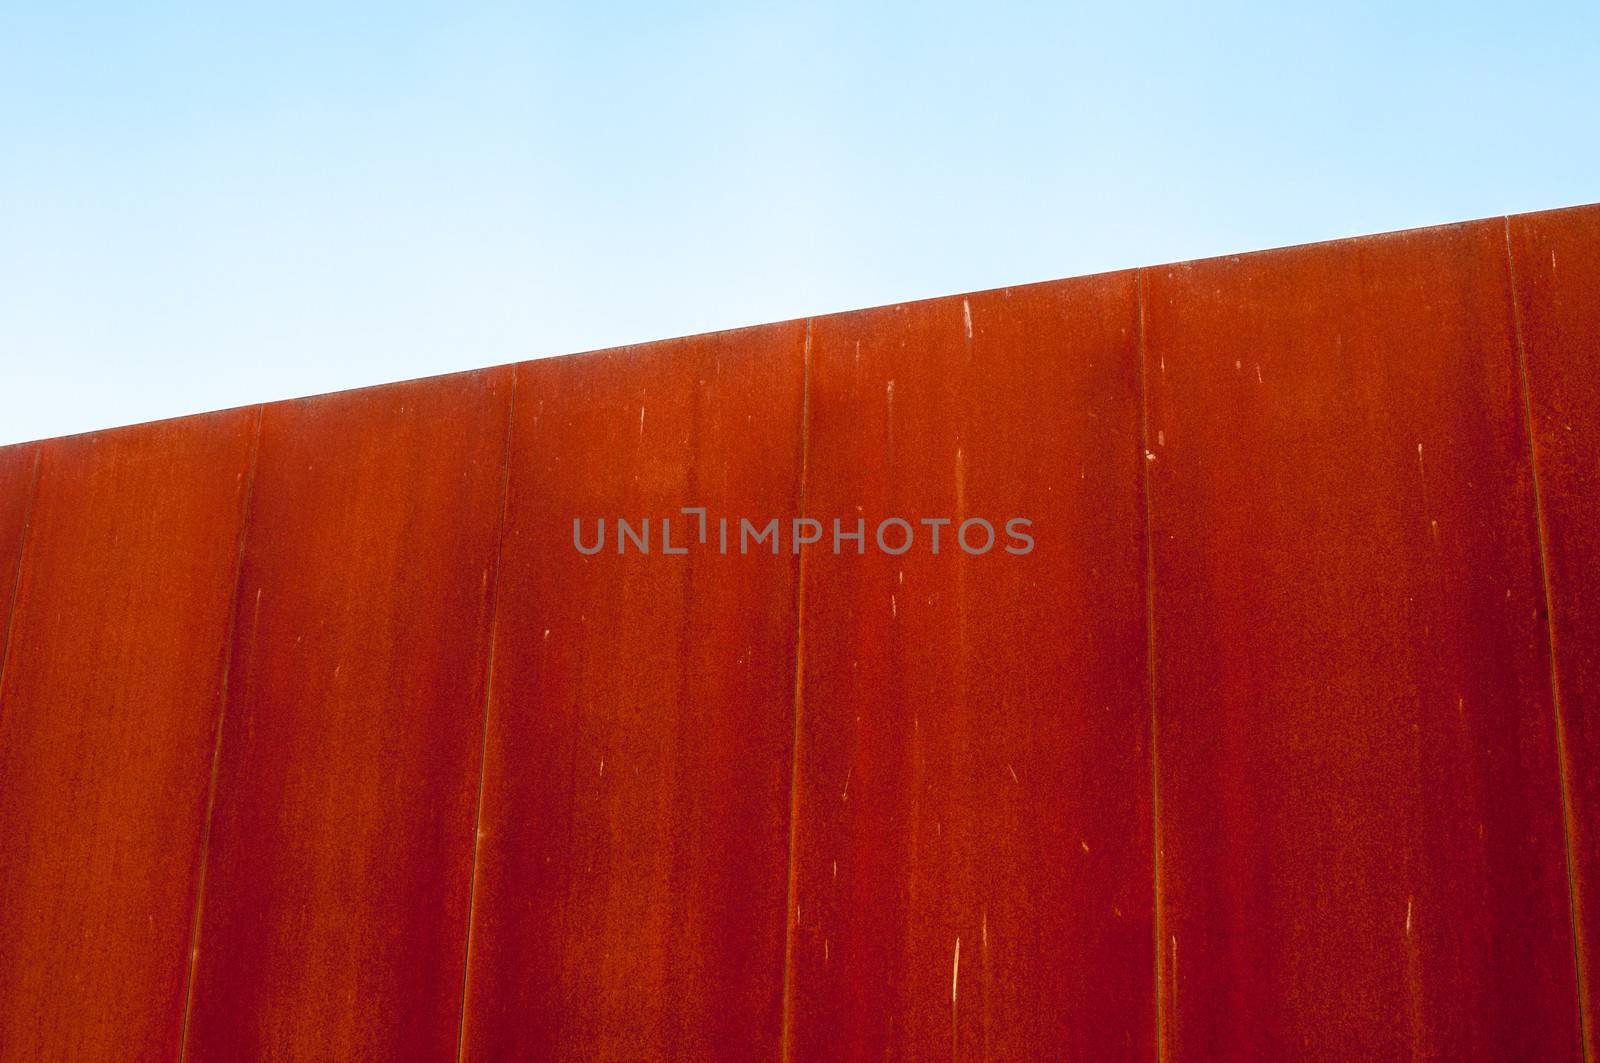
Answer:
top-left (0, 442), bottom-right (37, 668)
top-left (0, 205), bottom-right (1594, 1061)
top-left (181, 372), bottom-right (511, 1061)
top-left (1143, 218), bottom-right (1580, 1060)
top-left (1509, 202), bottom-right (1600, 1060)
top-left (0, 412), bottom-right (257, 1061)
top-left (786, 276), bottom-right (1153, 1062)
top-left (460, 324), bottom-right (806, 1061)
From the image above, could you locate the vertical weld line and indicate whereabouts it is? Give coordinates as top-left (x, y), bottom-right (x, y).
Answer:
top-left (455, 367), bottom-right (519, 1063)
top-left (178, 403), bottom-right (265, 1063)
top-left (1505, 217), bottom-right (1592, 1063)
top-left (0, 445), bottom-right (43, 727)
top-left (779, 320), bottom-right (813, 1063)
top-left (1136, 271), bottom-right (1168, 1063)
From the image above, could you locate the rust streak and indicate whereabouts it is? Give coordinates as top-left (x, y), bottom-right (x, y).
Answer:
top-left (1505, 215), bottom-right (1592, 1063)
top-left (177, 404), bottom-right (265, 1063)
top-left (454, 365), bottom-right (519, 1063)
top-left (1137, 269), bottom-right (1168, 1063)
top-left (779, 319), bottom-right (814, 1063)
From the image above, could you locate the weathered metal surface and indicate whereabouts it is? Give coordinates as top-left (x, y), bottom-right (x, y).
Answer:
top-left (180, 372), bottom-right (511, 1061)
top-left (0, 205), bottom-right (1594, 1062)
top-left (785, 277), bottom-right (1154, 1062)
top-left (0, 412), bottom-right (257, 1061)
top-left (1143, 219), bottom-right (1581, 1060)
top-left (1509, 202), bottom-right (1600, 1061)
top-left (0, 442), bottom-right (37, 670)
top-left (460, 325), bottom-right (807, 1062)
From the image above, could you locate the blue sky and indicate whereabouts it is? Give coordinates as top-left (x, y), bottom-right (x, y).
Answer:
top-left (1, 2), bottom-right (1595, 445)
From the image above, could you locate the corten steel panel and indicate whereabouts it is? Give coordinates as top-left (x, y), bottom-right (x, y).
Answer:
top-left (1509, 202), bottom-right (1600, 1060)
top-left (181, 370), bottom-right (511, 1062)
top-left (1144, 220), bottom-right (1581, 1060)
top-left (0, 411), bottom-right (258, 1062)
top-left (0, 443), bottom-right (38, 670)
top-left (785, 279), bottom-right (1153, 1062)
top-left (460, 325), bottom-right (807, 1062)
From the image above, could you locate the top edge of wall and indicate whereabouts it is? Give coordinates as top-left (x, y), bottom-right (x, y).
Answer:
top-left (5, 200), bottom-right (1597, 453)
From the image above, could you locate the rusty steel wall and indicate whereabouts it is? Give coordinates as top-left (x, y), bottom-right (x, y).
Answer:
top-left (0, 203), bottom-right (1594, 1062)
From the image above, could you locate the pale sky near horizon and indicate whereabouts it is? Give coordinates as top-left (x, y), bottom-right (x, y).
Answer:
top-left (2, 2), bottom-right (1596, 445)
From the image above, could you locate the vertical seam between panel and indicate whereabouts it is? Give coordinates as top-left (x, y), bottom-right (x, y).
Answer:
top-left (1137, 271), bottom-right (1168, 1063)
top-left (1505, 217), bottom-right (1592, 1063)
top-left (779, 320), bottom-right (813, 1063)
top-left (177, 403), bottom-right (266, 1062)
top-left (0, 446), bottom-right (43, 727)
top-left (455, 366), bottom-right (519, 1063)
